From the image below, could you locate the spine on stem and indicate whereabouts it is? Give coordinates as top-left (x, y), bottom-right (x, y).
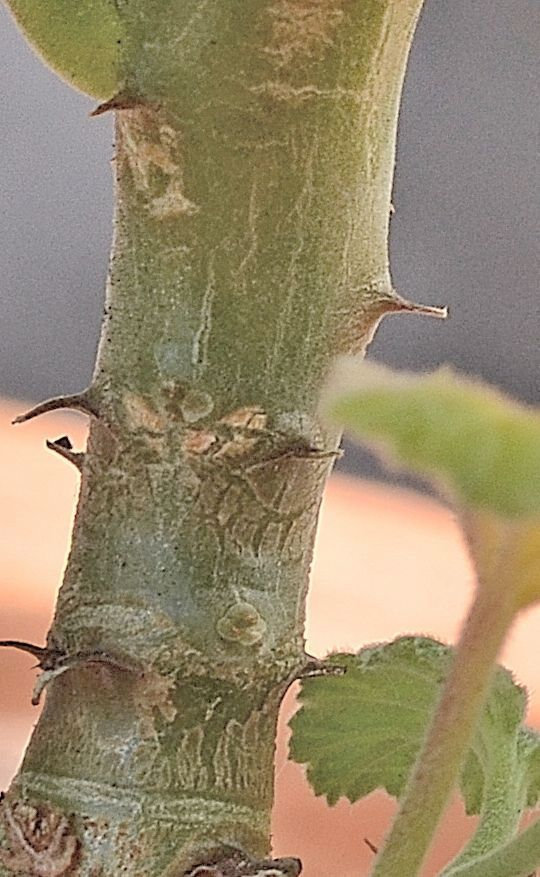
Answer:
top-left (1, 2), bottom-right (425, 874)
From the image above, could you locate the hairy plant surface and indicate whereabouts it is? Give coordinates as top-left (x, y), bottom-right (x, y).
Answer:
top-left (0, 1), bottom-right (442, 874)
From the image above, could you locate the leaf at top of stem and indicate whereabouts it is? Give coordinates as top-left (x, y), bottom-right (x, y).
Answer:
top-left (289, 636), bottom-right (538, 817)
top-left (326, 361), bottom-right (540, 519)
top-left (4, 0), bottom-right (122, 99)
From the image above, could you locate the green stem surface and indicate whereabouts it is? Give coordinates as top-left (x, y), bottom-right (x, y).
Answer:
top-left (1, 1), bottom-right (425, 874)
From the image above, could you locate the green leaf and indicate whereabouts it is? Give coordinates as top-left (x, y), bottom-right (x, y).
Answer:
top-left (518, 727), bottom-right (540, 809)
top-left (450, 699), bottom-right (539, 867)
top-left (441, 818), bottom-right (540, 877)
top-left (460, 692), bottom-right (540, 816)
top-left (5, 0), bottom-right (122, 99)
top-left (290, 637), bottom-right (450, 805)
top-left (289, 636), bottom-right (537, 818)
top-left (327, 363), bottom-right (540, 518)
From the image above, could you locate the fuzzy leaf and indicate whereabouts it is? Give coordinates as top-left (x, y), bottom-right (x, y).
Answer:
top-left (441, 819), bottom-right (540, 877)
top-left (327, 363), bottom-right (540, 519)
top-left (290, 636), bottom-right (537, 814)
top-left (5, 0), bottom-right (122, 99)
top-left (519, 727), bottom-right (540, 808)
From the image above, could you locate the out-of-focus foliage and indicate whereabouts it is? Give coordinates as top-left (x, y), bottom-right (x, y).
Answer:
top-left (4, 0), bottom-right (121, 98)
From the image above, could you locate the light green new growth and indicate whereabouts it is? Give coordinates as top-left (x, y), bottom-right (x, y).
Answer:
top-left (326, 363), bottom-right (540, 876)
top-left (4, 0), bottom-right (121, 98)
top-left (327, 362), bottom-right (540, 612)
top-left (441, 819), bottom-right (540, 877)
top-left (328, 362), bottom-right (540, 518)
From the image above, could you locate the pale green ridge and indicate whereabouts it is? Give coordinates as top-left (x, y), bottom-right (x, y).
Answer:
top-left (328, 363), bottom-right (540, 518)
top-left (3, 0), bottom-right (121, 98)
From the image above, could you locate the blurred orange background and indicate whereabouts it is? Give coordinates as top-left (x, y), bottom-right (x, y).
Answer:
top-left (1, 399), bottom-right (539, 876)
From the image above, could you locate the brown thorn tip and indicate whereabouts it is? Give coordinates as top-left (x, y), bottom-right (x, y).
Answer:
top-left (46, 438), bottom-right (85, 472)
top-left (12, 392), bottom-right (97, 425)
top-left (90, 94), bottom-right (146, 117)
top-left (395, 294), bottom-right (448, 320)
top-left (413, 302), bottom-right (448, 319)
top-left (0, 640), bottom-right (48, 661)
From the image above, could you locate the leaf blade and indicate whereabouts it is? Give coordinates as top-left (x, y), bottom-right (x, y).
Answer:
top-left (327, 363), bottom-right (540, 518)
top-left (290, 636), bottom-right (537, 821)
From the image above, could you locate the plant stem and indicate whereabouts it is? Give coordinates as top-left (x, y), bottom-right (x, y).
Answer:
top-left (442, 817), bottom-right (540, 877)
top-left (1, 2), bottom-right (426, 873)
top-left (371, 575), bottom-right (518, 877)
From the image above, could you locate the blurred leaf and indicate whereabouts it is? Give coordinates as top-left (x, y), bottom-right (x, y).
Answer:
top-left (327, 363), bottom-right (540, 519)
top-left (5, 0), bottom-right (121, 98)
top-left (290, 636), bottom-right (537, 815)
top-left (519, 727), bottom-right (540, 808)
top-left (441, 817), bottom-right (540, 877)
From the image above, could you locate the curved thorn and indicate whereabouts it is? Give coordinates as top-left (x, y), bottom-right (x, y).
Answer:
top-left (401, 300), bottom-right (448, 319)
top-left (0, 640), bottom-right (49, 661)
top-left (90, 93), bottom-right (149, 117)
top-left (12, 392), bottom-right (98, 425)
top-left (390, 291), bottom-right (448, 319)
top-left (0, 641), bottom-right (65, 674)
top-left (46, 438), bottom-right (85, 472)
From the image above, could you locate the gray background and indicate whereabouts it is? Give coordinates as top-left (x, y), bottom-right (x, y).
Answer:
top-left (0, 0), bottom-right (538, 481)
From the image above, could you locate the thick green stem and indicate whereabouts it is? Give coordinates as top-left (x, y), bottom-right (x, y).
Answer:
top-left (371, 576), bottom-right (518, 877)
top-left (1, 2), bottom-right (425, 874)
